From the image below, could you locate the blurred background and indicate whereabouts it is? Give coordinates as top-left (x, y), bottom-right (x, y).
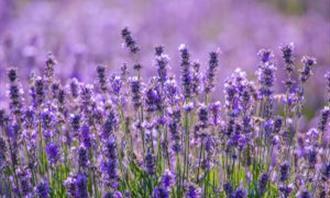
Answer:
top-left (0, 0), bottom-right (329, 118)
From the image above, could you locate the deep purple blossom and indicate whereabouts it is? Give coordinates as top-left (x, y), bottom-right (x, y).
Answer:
top-left (46, 142), bottom-right (59, 165)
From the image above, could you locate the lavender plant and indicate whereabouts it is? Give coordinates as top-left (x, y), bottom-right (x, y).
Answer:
top-left (0, 28), bottom-right (329, 198)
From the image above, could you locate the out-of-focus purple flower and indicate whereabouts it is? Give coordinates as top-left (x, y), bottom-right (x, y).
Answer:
top-left (198, 104), bottom-right (208, 128)
top-left (320, 162), bottom-right (330, 181)
top-left (168, 108), bottom-right (181, 153)
top-left (96, 65), bottom-right (108, 92)
top-left (104, 191), bottom-right (123, 198)
top-left (130, 76), bottom-right (142, 110)
top-left (325, 71), bottom-right (330, 103)
top-left (296, 189), bottom-right (312, 198)
top-left (75, 173), bottom-right (88, 198)
top-left (305, 146), bottom-right (317, 168)
top-left (257, 49), bottom-right (276, 98)
top-left (160, 170), bottom-right (175, 189)
top-left (191, 61), bottom-right (201, 96)
top-left (280, 43), bottom-right (295, 73)
top-left (209, 101), bottom-right (221, 126)
top-left (35, 77), bottom-right (45, 107)
top-left (274, 117), bottom-right (282, 133)
top-left (155, 49), bottom-right (169, 85)
top-left (121, 27), bottom-right (139, 55)
top-left (64, 176), bottom-right (76, 197)
top-left (102, 110), bottom-right (118, 138)
top-left (78, 146), bottom-right (88, 170)
top-left (70, 114), bottom-right (81, 132)
top-left (7, 68), bottom-right (23, 118)
top-left (110, 75), bottom-right (123, 96)
top-left (179, 44), bottom-right (192, 100)
top-left (145, 87), bottom-right (162, 113)
top-left (0, 137), bottom-right (7, 169)
top-left (69, 78), bottom-right (80, 99)
top-left (46, 142), bottom-right (60, 165)
top-left (257, 49), bottom-right (274, 64)
top-left (223, 182), bottom-right (233, 197)
top-left (17, 168), bottom-right (32, 196)
top-left (43, 53), bottom-right (56, 81)
top-left (101, 135), bottom-right (119, 189)
top-left (80, 124), bottom-right (92, 149)
top-left (318, 106), bottom-right (329, 132)
top-left (35, 181), bottom-right (50, 198)
top-left (300, 56), bottom-right (316, 83)
top-left (144, 149), bottom-right (155, 175)
top-left (185, 183), bottom-right (201, 198)
top-left (205, 50), bottom-right (220, 94)
top-left (233, 186), bottom-right (247, 198)
top-left (279, 184), bottom-right (293, 197)
top-left (279, 161), bottom-right (290, 182)
top-left (153, 186), bottom-right (169, 198)
top-left (258, 173), bottom-right (269, 195)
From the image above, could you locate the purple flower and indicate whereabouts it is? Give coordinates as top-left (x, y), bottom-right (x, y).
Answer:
top-left (70, 114), bottom-right (81, 132)
top-left (121, 27), bottom-right (139, 54)
top-left (96, 65), bottom-right (108, 92)
top-left (130, 76), bottom-right (142, 110)
top-left (191, 61), bottom-right (201, 96)
top-left (69, 78), bottom-right (80, 99)
top-left (75, 173), bottom-right (88, 198)
top-left (300, 56), bottom-right (316, 83)
top-left (80, 124), bottom-right (92, 149)
top-left (46, 142), bottom-right (60, 165)
top-left (280, 43), bottom-right (295, 73)
top-left (160, 170), bottom-right (175, 189)
top-left (7, 67), bottom-right (17, 83)
top-left (210, 101), bottom-right (221, 126)
top-left (168, 108), bottom-right (181, 153)
top-left (258, 49), bottom-right (274, 64)
top-left (258, 173), bottom-right (269, 195)
top-left (17, 168), bottom-right (32, 196)
top-left (320, 162), bottom-right (330, 181)
top-left (198, 104), bottom-right (208, 128)
top-left (205, 50), bottom-right (220, 93)
top-left (297, 189), bottom-right (312, 198)
top-left (101, 135), bottom-right (119, 189)
top-left (279, 184), bottom-right (293, 197)
top-left (145, 87), bottom-right (162, 112)
top-left (102, 111), bottom-right (118, 138)
top-left (179, 44), bottom-right (192, 99)
top-left (35, 77), bottom-right (45, 107)
top-left (279, 161), bottom-right (290, 182)
top-left (233, 186), bottom-right (247, 198)
top-left (155, 50), bottom-right (169, 85)
top-left (318, 106), bottom-right (329, 132)
top-left (144, 149), bottom-right (155, 175)
top-left (153, 186), bottom-right (169, 198)
top-left (78, 146), bottom-right (88, 170)
top-left (0, 137), bottom-right (7, 169)
top-left (325, 71), bottom-right (330, 102)
top-left (223, 182), bottom-right (233, 197)
top-left (104, 191), bottom-right (123, 198)
top-left (257, 60), bottom-right (276, 98)
top-left (110, 75), bottom-right (123, 96)
top-left (35, 181), bottom-right (51, 198)
top-left (185, 183), bottom-right (201, 198)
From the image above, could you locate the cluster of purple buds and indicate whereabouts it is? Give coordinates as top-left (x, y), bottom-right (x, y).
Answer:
top-left (121, 27), bottom-right (139, 54)
top-left (300, 56), bottom-right (317, 83)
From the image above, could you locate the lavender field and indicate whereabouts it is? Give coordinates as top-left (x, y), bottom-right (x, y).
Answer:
top-left (0, 0), bottom-right (329, 197)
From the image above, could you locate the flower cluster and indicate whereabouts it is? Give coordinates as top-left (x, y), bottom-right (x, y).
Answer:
top-left (0, 28), bottom-right (329, 198)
